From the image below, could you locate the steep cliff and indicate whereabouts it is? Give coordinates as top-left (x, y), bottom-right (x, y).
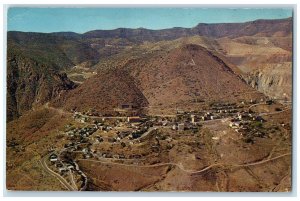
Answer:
top-left (244, 62), bottom-right (292, 100)
top-left (7, 49), bottom-right (76, 121)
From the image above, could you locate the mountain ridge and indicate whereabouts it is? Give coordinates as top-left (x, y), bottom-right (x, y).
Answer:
top-left (8, 17), bottom-right (291, 41)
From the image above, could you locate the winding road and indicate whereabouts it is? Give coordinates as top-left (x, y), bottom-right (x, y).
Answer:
top-left (78, 152), bottom-right (291, 175)
top-left (42, 101), bottom-right (291, 190)
top-left (39, 156), bottom-right (76, 191)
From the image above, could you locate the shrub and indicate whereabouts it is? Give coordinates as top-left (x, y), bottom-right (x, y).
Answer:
top-left (251, 121), bottom-right (263, 128)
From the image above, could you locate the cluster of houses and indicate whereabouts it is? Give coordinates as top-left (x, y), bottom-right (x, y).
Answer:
top-left (68, 101), bottom-right (269, 156)
top-left (73, 112), bottom-right (89, 123)
top-left (50, 101), bottom-right (272, 183)
top-left (228, 111), bottom-right (266, 138)
top-left (48, 152), bottom-right (87, 190)
top-left (66, 125), bottom-right (98, 138)
top-left (49, 153), bottom-right (75, 174)
top-left (171, 122), bottom-right (199, 132)
top-left (92, 151), bottom-right (143, 160)
top-left (200, 112), bottom-right (222, 121)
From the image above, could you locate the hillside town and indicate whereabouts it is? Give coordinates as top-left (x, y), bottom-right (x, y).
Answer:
top-left (42, 97), bottom-right (291, 191)
top-left (5, 7), bottom-right (294, 192)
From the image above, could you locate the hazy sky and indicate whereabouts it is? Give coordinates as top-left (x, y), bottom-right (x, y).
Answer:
top-left (7, 7), bottom-right (293, 33)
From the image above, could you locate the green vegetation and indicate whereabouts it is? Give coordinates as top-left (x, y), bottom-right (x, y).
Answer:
top-left (250, 121), bottom-right (263, 129)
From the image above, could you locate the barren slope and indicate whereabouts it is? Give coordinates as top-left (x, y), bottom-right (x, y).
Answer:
top-left (125, 44), bottom-right (264, 111)
top-left (52, 69), bottom-right (148, 115)
top-left (215, 36), bottom-right (292, 100)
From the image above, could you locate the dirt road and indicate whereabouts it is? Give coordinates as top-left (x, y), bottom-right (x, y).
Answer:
top-left (39, 156), bottom-right (76, 191)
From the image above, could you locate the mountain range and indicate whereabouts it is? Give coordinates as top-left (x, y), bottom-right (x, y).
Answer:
top-left (7, 17), bottom-right (292, 121)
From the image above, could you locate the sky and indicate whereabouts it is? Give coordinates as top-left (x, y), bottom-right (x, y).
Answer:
top-left (7, 7), bottom-right (293, 33)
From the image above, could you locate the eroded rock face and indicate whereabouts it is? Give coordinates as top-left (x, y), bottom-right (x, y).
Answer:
top-left (7, 52), bottom-right (76, 122)
top-left (244, 62), bottom-right (292, 100)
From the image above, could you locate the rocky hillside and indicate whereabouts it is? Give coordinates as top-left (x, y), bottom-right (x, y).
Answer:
top-left (244, 62), bottom-right (292, 100)
top-left (7, 17), bottom-right (292, 120)
top-left (8, 31), bottom-right (100, 70)
top-left (214, 36), bottom-right (292, 100)
top-left (7, 31), bottom-right (101, 121)
top-left (51, 69), bottom-right (148, 115)
top-left (123, 44), bottom-right (264, 110)
top-left (7, 49), bottom-right (76, 121)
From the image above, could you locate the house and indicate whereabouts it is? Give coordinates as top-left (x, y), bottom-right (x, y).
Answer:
top-left (178, 123), bottom-right (185, 131)
top-left (49, 153), bottom-right (58, 162)
top-left (127, 116), bottom-right (141, 123)
top-left (58, 167), bottom-right (67, 174)
top-left (229, 122), bottom-right (241, 129)
top-left (66, 163), bottom-right (75, 170)
top-left (162, 120), bottom-right (168, 126)
top-left (50, 158), bottom-right (58, 162)
top-left (96, 136), bottom-right (104, 142)
top-left (121, 104), bottom-right (133, 110)
top-left (191, 115), bottom-right (196, 124)
top-left (82, 148), bottom-right (89, 154)
top-left (84, 153), bottom-right (92, 159)
top-left (176, 110), bottom-right (184, 114)
top-left (80, 117), bottom-right (88, 123)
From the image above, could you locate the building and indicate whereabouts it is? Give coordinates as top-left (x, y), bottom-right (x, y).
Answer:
top-left (121, 104), bottom-right (133, 109)
top-left (178, 123), bottom-right (185, 131)
top-left (127, 116), bottom-right (141, 123)
top-left (176, 109), bottom-right (185, 114)
top-left (191, 115), bottom-right (196, 124)
top-left (229, 121), bottom-right (241, 129)
top-left (49, 153), bottom-right (58, 162)
top-left (82, 148), bottom-right (89, 154)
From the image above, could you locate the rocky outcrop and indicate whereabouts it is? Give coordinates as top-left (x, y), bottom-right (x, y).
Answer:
top-left (7, 51), bottom-right (76, 122)
top-left (244, 62), bottom-right (292, 100)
